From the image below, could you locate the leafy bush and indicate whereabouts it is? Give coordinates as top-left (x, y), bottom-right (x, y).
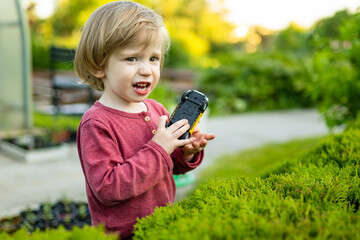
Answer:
top-left (346, 114), bottom-right (360, 130)
top-left (34, 112), bottom-right (81, 132)
top-left (300, 129), bottom-right (360, 168)
top-left (33, 112), bottom-right (80, 143)
top-left (31, 35), bottom-right (50, 70)
top-left (148, 82), bottom-right (178, 112)
top-left (200, 52), bottom-right (313, 115)
top-left (307, 10), bottom-right (360, 128)
top-left (134, 178), bottom-right (360, 239)
top-left (0, 225), bottom-right (117, 240)
top-left (133, 128), bottom-right (360, 239)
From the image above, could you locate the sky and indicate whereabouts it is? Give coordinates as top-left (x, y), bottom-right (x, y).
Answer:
top-left (23, 0), bottom-right (56, 18)
top-left (224, 0), bottom-right (359, 30)
top-left (24, 0), bottom-right (359, 31)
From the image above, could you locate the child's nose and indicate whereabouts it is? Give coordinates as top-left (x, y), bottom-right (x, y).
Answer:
top-left (138, 61), bottom-right (152, 76)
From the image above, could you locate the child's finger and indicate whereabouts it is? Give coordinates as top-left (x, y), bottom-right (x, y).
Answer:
top-left (192, 126), bottom-right (200, 134)
top-left (199, 139), bottom-right (208, 148)
top-left (192, 140), bottom-right (201, 150)
top-left (183, 144), bottom-right (194, 153)
top-left (157, 115), bottom-right (168, 130)
top-left (179, 137), bottom-right (195, 147)
top-left (203, 133), bottom-right (216, 141)
top-left (173, 123), bottom-right (190, 138)
top-left (167, 119), bottom-right (188, 133)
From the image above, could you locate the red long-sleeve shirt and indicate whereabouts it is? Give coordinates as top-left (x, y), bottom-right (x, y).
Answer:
top-left (77, 100), bottom-right (204, 238)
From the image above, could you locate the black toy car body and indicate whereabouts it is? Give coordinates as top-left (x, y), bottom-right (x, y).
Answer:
top-left (166, 90), bottom-right (209, 139)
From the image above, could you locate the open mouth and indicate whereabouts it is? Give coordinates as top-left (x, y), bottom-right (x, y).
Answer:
top-left (133, 82), bottom-right (150, 91)
top-left (133, 82), bottom-right (151, 95)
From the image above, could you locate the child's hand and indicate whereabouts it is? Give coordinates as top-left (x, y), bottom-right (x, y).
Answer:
top-left (152, 116), bottom-right (195, 154)
top-left (182, 127), bottom-right (215, 161)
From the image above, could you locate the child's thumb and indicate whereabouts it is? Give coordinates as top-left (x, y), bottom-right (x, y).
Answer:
top-left (157, 115), bottom-right (168, 129)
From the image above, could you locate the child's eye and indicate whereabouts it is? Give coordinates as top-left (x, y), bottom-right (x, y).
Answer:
top-left (126, 57), bottom-right (137, 62)
top-left (150, 57), bottom-right (160, 62)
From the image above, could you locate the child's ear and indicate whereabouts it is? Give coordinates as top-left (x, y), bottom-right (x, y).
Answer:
top-left (92, 70), bottom-right (105, 79)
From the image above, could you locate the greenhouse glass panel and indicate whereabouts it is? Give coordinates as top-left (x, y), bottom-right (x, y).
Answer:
top-left (0, 0), bottom-right (32, 132)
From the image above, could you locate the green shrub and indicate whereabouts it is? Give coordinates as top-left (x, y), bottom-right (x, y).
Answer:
top-left (148, 82), bottom-right (178, 112)
top-left (0, 225), bottom-right (117, 240)
top-left (300, 129), bottom-right (360, 168)
top-left (133, 128), bottom-right (360, 239)
top-left (266, 128), bottom-right (360, 176)
top-left (200, 52), bottom-right (313, 115)
top-left (307, 10), bottom-right (360, 128)
top-left (346, 114), bottom-right (360, 130)
top-left (34, 112), bottom-right (81, 132)
top-left (31, 35), bottom-right (50, 70)
top-left (134, 177), bottom-right (360, 239)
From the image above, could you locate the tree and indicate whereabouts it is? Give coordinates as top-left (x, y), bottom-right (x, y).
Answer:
top-left (270, 23), bottom-right (310, 54)
top-left (49, 0), bottom-right (235, 68)
top-left (307, 9), bottom-right (360, 128)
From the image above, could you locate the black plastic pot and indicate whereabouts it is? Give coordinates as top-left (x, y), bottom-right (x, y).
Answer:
top-left (0, 199), bottom-right (91, 234)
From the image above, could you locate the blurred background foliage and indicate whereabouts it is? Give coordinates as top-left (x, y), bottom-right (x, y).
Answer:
top-left (27, 0), bottom-right (360, 128)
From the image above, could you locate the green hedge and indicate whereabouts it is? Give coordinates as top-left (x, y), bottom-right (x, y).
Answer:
top-left (200, 52), bottom-right (313, 115)
top-left (2, 130), bottom-right (359, 239)
top-left (133, 128), bottom-right (360, 239)
top-left (306, 11), bottom-right (360, 128)
top-left (0, 225), bottom-right (117, 240)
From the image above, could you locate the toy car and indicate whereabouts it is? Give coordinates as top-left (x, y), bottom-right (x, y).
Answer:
top-left (166, 90), bottom-right (209, 140)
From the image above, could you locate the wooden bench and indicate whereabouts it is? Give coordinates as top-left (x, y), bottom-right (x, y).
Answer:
top-left (50, 46), bottom-right (95, 114)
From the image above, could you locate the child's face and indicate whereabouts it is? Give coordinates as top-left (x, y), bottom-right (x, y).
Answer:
top-left (99, 38), bottom-right (162, 107)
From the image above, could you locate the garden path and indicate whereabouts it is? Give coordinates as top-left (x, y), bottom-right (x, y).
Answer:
top-left (0, 109), bottom-right (331, 217)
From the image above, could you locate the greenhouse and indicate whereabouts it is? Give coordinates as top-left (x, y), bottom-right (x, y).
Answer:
top-left (0, 0), bottom-right (32, 132)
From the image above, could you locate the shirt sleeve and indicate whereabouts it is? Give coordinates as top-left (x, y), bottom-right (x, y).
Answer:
top-left (78, 119), bottom-right (174, 206)
top-left (171, 148), bottom-right (204, 175)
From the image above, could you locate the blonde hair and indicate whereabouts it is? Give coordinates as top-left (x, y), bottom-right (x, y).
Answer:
top-left (74, 1), bottom-right (170, 91)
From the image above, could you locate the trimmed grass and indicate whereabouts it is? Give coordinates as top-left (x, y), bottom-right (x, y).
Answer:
top-left (197, 135), bottom-right (329, 184)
